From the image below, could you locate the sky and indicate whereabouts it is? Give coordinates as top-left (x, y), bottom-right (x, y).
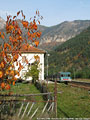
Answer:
top-left (0, 0), bottom-right (90, 26)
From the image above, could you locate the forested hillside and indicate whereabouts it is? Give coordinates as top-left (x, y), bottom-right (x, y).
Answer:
top-left (45, 27), bottom-right (90, 79)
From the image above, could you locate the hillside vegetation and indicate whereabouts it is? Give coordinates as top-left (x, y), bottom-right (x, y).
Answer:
top-left (45, 27), bottom-right (90, 79)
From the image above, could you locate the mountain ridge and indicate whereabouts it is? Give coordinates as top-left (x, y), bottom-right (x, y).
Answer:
top-left (0, 16), bottom-right (6, 30)
top-left (38, 20), bottom-right (90, 50)
top-left (0, 16), bottom-right (90, 51)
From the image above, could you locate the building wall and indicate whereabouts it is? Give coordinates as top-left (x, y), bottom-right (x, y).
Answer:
top-left (14, 53), bottom-right (44, 81)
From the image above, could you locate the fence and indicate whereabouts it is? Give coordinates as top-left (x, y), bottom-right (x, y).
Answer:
top-left (0, 79), bottom-right (58, 120)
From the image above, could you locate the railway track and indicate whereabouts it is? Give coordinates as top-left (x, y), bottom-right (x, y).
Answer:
top-left (69, 81), bottom-right (90, 90)
top-left (48, 79), bottom-right (90, 90)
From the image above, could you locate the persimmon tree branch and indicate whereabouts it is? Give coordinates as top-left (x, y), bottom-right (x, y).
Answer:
top-left (0, 10), bottom-right (42, 91)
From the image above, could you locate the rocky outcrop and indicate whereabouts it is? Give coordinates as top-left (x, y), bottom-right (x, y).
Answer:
top-left (38, 20), bottom-right (90, 50)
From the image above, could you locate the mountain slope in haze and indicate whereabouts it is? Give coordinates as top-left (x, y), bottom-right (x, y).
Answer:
top-left (45, 27), bottom-right (90, 79)
top-left (0, 17), bottom-right (5, 30)
top-left (39, 20), bottom-right (90, 50)
top-left (1, 16), bottom-right (90, 52)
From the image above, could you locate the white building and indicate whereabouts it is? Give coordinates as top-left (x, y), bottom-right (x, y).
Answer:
top-left (14, 44), bottom-right (46, 81)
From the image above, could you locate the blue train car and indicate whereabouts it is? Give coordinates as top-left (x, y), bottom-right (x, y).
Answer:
top-left (57, 72), bottom-right (72, 83)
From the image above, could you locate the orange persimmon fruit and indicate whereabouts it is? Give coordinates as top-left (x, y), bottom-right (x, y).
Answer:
top-left (0, 71), bottom-right (3, 78)
top-left (1, 82), bottom-right (5, 89)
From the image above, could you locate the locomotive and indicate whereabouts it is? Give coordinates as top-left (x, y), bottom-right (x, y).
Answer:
top-left (49, 72), bottom-right (72, 84)
top-left (57, 72), bottom-right (72, 84)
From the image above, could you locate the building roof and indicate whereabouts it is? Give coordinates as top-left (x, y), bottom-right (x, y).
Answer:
top-left (8, 44), bottom-right (46, 54)
top-left (20, 44), bottom-right (46, 54)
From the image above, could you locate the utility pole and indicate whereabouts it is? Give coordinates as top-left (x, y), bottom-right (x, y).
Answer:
top-left (54, 76), bottom-right (57, 118)
top-left (46, 53), bottom-right (50, 85)
top-left (73, 68), bottom-right (75, 80)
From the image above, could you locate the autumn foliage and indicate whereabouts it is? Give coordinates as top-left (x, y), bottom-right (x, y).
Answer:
top-left (0, 10), bottom-right (42, 90)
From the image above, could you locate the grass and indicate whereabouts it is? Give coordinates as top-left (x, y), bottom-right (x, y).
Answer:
top-left (48, 83), bottom-right (90, 118)
top-left (1, 81), bottom-right (90, 119)
top-left (0, 82), bottom-right (48, 120)
top-left (0, 82), bottom-right (40, 94)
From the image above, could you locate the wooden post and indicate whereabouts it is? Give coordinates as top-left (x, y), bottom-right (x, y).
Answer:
top-left (42, 99), bottom-right (49, 114)
top-left (54, 76), bottom-right (57, 118)
top-left (47, 76), bottom-right (48, 87)
top-left (27, 102), bottom-right (35, 116)
top-left (18, 102), bottom-right (24, 117)
top-left (30, 107), bottom-right (39, 119)
top-left (21, 102), bottom-right (29, 119)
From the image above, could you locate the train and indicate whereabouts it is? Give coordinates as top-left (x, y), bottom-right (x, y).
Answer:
top-left (49, 72), bottom-right (72, 84)
top-left (57, 72), bottom-right (71, 84)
